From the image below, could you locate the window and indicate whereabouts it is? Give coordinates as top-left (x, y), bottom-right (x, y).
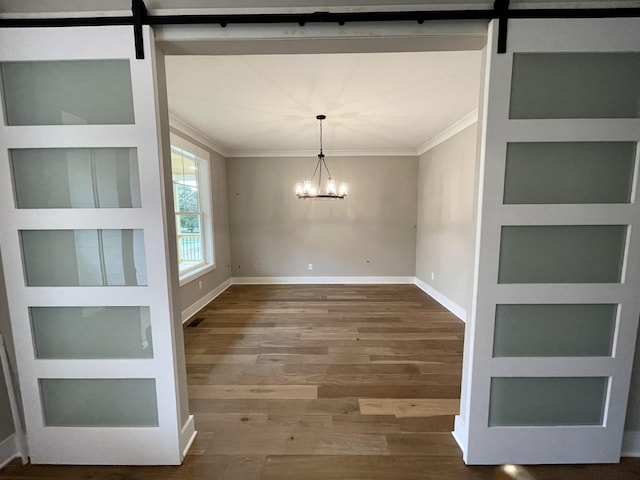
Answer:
top-left (170, 134), bottom-right (214, 283)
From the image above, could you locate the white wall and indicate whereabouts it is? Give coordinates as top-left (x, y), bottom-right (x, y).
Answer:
top-left (415, 123), bottom-right (478, 317)
top-left (227, 155), bottom-right (418, 278)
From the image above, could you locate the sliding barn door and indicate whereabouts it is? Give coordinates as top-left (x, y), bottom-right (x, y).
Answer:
top-left (455, 18), bottom-right (640, 464)
top-left (0, 26), bottom-right (189, 464)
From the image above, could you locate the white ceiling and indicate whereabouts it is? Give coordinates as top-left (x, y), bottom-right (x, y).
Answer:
top-left (165, 51), bottom-right (482, 157)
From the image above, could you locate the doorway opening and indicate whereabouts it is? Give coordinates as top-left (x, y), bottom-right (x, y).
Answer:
top-left (158, 24), bottom-right (487, 468)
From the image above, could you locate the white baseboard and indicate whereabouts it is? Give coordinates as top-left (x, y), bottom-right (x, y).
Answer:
top-left (179, 415), bottom-right (197, 461)
top-left (622, 431), bottom-right (640, 457)
top-left (452, 415), bottom-right (468, 461)
top-left (227, 276), bottom-right (465, 321)
top-left (0, 434), bottom-right (18, 470)
top-left (231, 276), bottom-right (415, 285)
top-left (181, 278), bottom-right (232, 324)
top-left (181, 276), bottom-right (415, 325)
top-left (414, 277), bottom-right (467, 322)
top-left (184, 276), bottom-right (465, 326)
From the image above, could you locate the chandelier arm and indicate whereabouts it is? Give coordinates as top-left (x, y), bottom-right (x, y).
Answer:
top-left (321, 156), bottom-right (333, 179)
top-left (310, 156), bottom-right (321, 183)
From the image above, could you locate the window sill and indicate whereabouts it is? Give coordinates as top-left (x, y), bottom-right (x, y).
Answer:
top-left (179, 263), bottom-right (216, 287)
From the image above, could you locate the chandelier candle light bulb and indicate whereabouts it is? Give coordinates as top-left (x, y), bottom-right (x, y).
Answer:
top-left (295, 115), bottom-right (348, 199)
top-left (327, 179), bottom-right (337, 195)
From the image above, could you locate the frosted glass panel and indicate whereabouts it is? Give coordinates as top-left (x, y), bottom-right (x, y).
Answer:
top-left (40, 379), bottom-right (158, 427)
top-left (499, 226), bottom-right (626, 284)
top-left (1, 60), bottom-right (134, 125)
top-left (21, 229), bottom-right (147, 286)
top-left (489, 377), bottom-right (608, 426)
top-left (31, 307), bottom-right (152, 359)
top-left (510, 53), bottom-right (640, 119)
top-left (504, 143), bottom-right (636, 204)
top-left (10, 148), bottom-right (141, 208)
top-left (494, 304), bottom-right (617, 357)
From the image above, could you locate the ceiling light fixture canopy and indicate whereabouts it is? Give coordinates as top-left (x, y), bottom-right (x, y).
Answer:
top-left (295, 115), bottom-right (348, 199)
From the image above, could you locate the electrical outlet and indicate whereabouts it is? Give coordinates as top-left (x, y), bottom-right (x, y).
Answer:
top-left (308, 263), bottom-right (313, 271)
top-left (431, 272), bottom-right (435, 281)
top-left (198, 280), bottom-right (203, 290)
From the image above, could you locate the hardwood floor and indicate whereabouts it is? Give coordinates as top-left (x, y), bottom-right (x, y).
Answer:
top-left (2, 284), bottom-right (640, 479)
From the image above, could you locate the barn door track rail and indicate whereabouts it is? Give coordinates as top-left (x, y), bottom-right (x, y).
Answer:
top-left (1, 0), bottom-right (639, 58)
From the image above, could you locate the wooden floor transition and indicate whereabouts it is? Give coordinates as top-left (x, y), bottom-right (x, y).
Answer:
top-left (2, 284), bottom-right (640, 479)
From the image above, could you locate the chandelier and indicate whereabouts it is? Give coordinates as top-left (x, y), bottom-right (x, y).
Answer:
top-left (295, 115), bottom-right (348, 199)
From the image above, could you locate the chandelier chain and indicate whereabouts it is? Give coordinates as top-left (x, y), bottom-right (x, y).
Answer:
top-left (319, 116), bottom-right (323, 156)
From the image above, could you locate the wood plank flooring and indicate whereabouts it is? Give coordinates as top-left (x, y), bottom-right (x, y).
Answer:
top-left (2, 284), bottom-right (640, 479)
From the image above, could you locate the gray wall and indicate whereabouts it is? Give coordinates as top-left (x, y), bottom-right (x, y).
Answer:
top-left (415, 124), bottom-right (478, 314)
top-left (227, 155), bottom-right (418, 277)
top-left (0, 375), bottom-right (13, 443)
top-left (171, 128), bottom-right (232, 312)
top-left (0, 253), bottom-right (17, 444)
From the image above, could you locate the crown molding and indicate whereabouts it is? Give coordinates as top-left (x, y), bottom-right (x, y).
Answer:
top-left (228, 149), bottom-right (418, 158)
top-left (169, 111), bottom-right (478, 159)
top-left (417, 108), bottom-right (479, 155)
top-left (168, 113), bottom-right (229, 157)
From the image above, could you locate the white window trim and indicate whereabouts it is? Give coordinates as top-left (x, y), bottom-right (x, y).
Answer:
top-left (178, 263), bottom-right (216, 287)
top-left (170, 132), bottom-right (216, 286)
